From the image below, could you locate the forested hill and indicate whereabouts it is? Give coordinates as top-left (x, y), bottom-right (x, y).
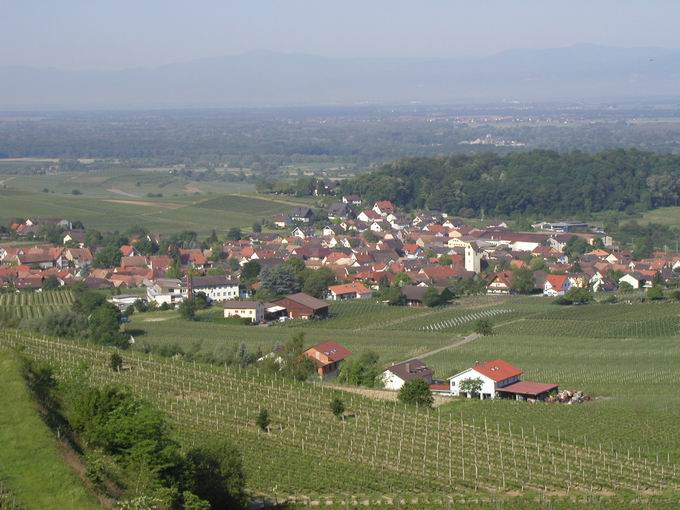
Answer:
top-left (342, 149), bottom-right (680, 217)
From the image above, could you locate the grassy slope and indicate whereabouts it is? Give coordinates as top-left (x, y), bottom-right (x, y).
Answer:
top-left (0, 353), bottom-right (100, 510)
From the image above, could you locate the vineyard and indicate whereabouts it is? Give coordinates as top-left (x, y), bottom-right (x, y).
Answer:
top-left (1, 331), bottom-right (679, 508)
top-left (0, 290), bottom-right (74, 320)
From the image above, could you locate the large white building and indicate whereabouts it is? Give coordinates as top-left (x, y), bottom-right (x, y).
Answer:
top-left (146, 275), bottom-right (239, 305)
top-left (448, 359), bottom-right (523, 400)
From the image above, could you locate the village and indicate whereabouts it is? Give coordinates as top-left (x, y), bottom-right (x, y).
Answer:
top-left (0, 197), bottom-right (676, 402)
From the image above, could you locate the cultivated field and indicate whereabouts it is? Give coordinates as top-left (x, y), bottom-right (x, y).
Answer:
top-left (2, 331), bottom-right (679, 508)
top-left (0, 290), bottom-right (74, 320)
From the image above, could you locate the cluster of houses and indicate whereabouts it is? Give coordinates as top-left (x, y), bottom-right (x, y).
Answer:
top-left (303, 341), bottom-right (559, 402)
top-left (1, 200), bottom-right (678, 306)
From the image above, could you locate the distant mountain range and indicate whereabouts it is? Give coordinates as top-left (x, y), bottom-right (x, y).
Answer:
top-left (2, 45), bottom-right (680, 110)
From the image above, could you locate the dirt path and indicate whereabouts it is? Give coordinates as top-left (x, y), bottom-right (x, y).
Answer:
top-left (106, 187), bottom-right (139, 198)
top-left (103, 199), bottom-right (183, 209)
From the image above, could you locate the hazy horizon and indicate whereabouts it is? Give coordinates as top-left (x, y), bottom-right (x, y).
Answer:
top-left (4, 1), bottom-right (680, 71)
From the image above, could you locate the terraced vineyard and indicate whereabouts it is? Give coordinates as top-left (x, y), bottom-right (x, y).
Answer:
top-left (0, 290), bottom-right (74, 320)
top-left (2, 330), bottom-right (679, 507)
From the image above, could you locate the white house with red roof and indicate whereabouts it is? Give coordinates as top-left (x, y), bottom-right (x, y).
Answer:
top-left (543, 274), bottom-right (571, 296)
top-left (372, 200), bottom-right (395, 216)
top-left (448, 359), bottom-right (523, 400)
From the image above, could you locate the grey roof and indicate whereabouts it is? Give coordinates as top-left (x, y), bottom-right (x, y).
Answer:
top-left (385, 359), bottom-right (433, 382)
top-left (188, 275), bottom-right (238, 288)
top-left (223, 301), bottom-right (262, 309)
top-left (278, 292), bottom-right (328, 310)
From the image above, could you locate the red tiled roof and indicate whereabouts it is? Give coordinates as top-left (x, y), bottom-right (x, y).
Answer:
top-left (306, 341), bottom-right (352, 363)
top-left (473, 359), bottom-right (523, 382)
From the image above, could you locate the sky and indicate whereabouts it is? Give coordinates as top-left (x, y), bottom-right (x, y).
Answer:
top-left (3, 0), bottom-right (680, 70)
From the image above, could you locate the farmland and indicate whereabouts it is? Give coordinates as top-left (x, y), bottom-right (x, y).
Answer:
top-left (2, 330), bottom-right (680, 508)
top-left (0, 168), bottom-right (313, 234)
top-left (0, 290), bottom-right (74, 320)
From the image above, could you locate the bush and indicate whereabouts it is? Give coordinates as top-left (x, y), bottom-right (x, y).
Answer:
top-left (473, 318), bottom-right (493, 336)
top-left (647, 286), bottom-right (664, 301)
top-left (330, 397), bottom-right (345, 420)
top-left (256, 409), bottom-right (270, 432)
top-left (110, 352), bottom-right (123, 372)
top-left (398, 378), bottom-right (433, 408)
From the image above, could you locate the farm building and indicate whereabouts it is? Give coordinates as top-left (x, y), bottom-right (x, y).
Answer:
top-left (223, 301), bottom-right (265, 323)
top-left (496, 381), bottom-right (559, 402)
top-left (327, 282), bottom-right (372, 301)
top-left (272, 292), bottom-right (329, 319)
top-left (448, 359), bottom-right (523, 400)
top-left (382, 359), bottom-right (433, 390)
top-left (448, 359), bottom-right (558, 401)
top-left (304, 341), bottom-right (352, 379)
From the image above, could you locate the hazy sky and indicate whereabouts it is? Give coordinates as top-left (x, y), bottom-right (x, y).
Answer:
top-left (3, 0), bottom-right (680, 70)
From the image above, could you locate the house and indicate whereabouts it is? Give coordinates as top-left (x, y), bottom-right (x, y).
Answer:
top-left (146, 278), bottom-right (186, 305)
top-left (272, 292), bottom-right (329, 319)
top-left (619, 272), bottom-right (649, 289)
top-left (272, 214), bottom-right (291, 229)
top-left (327, 202), bottom-right (353, 220)
top-left (327, 282), bottom-right (372, 301)
top-left (223, 301), bottom-right (265, 323)
top-left (543, 274), bottom-right (570, 296)
top-left (357, 209), bottom-right (382, 223)
top-left (303, 341), bottom-right (352, 379)
top-left (290, 207), bottom-right (315, 224)
top-left (448, 359), bottom-right (523, 400)
top-left (189, 275), bottom-right (240, 302)
top-left (372, 201), bottom-right (395, 216)
top-left (486, 271), bottom-right (513, 294)
top-left (342, 195), bottom-right (362, 206)
top-left (381, 359), bottom-right (433, 390)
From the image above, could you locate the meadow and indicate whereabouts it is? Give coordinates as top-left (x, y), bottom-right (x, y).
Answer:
top-left (0, 352), bottom-right (100, 510)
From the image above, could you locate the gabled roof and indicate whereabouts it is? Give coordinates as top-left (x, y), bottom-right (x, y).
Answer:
top-left (278, 292), bottom-right (328, 310)
top-left (545, 274), bottom-right (568, 290)
top-left (471, 359), bottom-right (523, 382)
top-left (305, 341), bottom-right (352, 363)
top-left (385, 359), bottom-right (433, 382)
top-left (328, 282), bottom-right (371, 296)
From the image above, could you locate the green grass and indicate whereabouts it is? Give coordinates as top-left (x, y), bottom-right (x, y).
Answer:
top-left (639, 206), bottom-right (680, 228)
top-left (0, 352), bottom-right (100, 510)
top-left (0, 290), bottom-right (74, 320)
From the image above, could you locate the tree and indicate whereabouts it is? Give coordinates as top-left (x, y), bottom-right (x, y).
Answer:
top-left (184, 439), bottom-right (246, 510)
top-left (398, 378), bottom-right (434, 408)
top-left (301, 267), bottom-right (336, 298)
top-left (647, 286), bottom-right (664, 300)
top-left (252, 221), bottom-right (262, 233)
top-left (178, 299), bottom-right (197, 321)
top-left (261, 265), bottom-right (301, 296)
top-left (93, 245), bottom-right (122, 269)
top-left (511, 267), bottom-right (535, 294)
top-left (337, 351), bottom-right (380, 387)
top-left (382, 286), bottom-right (405, 306)
top-left (239, 260), bottom-right (261, 284)
top-left (473, 318), bottom-right (493, 336)
top-left (438, 254), bottom-right (452, 266)
top-left (394, 272), bottom-right (411, 287)
top-left (226, 227), bottom-right (242, 241)
top-left (42, 275), bottom-right (60, 291)
top-left (280, 332), bottom-right (315, 381)
top-left (459, 377), bottom-right (484, 397)
top-left (422, 287), bottom-right (442, 307)
top-left (256, 409), bottom-right (270, 432)
top-left (670, 289), bottom-right (680, 301)
top-left (110, 352), bottom-right (123, 372)
top-left (330, 398), bottom-right (345, 420)
top-left (89, 304), bottom-right (125, 347)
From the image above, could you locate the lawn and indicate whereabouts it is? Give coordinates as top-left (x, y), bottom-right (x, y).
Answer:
top-left (0, 352), bottom-right (100, 509)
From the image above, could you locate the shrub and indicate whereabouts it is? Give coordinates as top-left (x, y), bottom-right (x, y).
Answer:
top-left (256, 409), bottom-right (270, 432)
top-left (330, 397), bottom-right (345, 420)
top-left (398, 379), bottom-right (433, 408)
top-left (473, 318), bottom-right (493, 336)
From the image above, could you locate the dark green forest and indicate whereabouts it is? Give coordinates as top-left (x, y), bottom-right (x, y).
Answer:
top-left (342, 149), bottom-right (680, 217)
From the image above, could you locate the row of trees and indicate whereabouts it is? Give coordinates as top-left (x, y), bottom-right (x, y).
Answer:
top-left (343, 149), bottom-right (680, 217)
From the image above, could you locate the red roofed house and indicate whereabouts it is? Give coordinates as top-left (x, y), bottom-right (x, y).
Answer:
top-left (543, 274), bottom-right (571, 297)
top-left (448, 359), bottom-right (523, 400)
top-left (327, 282), bottom-right (372, 301)
top-left (303, 341), bottom-right (352, 379)
top-left (372, 201), bottom-right (395, 216)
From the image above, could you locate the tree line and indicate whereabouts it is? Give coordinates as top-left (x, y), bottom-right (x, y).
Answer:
top-left (342, 149), bottom-right (680, 217)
